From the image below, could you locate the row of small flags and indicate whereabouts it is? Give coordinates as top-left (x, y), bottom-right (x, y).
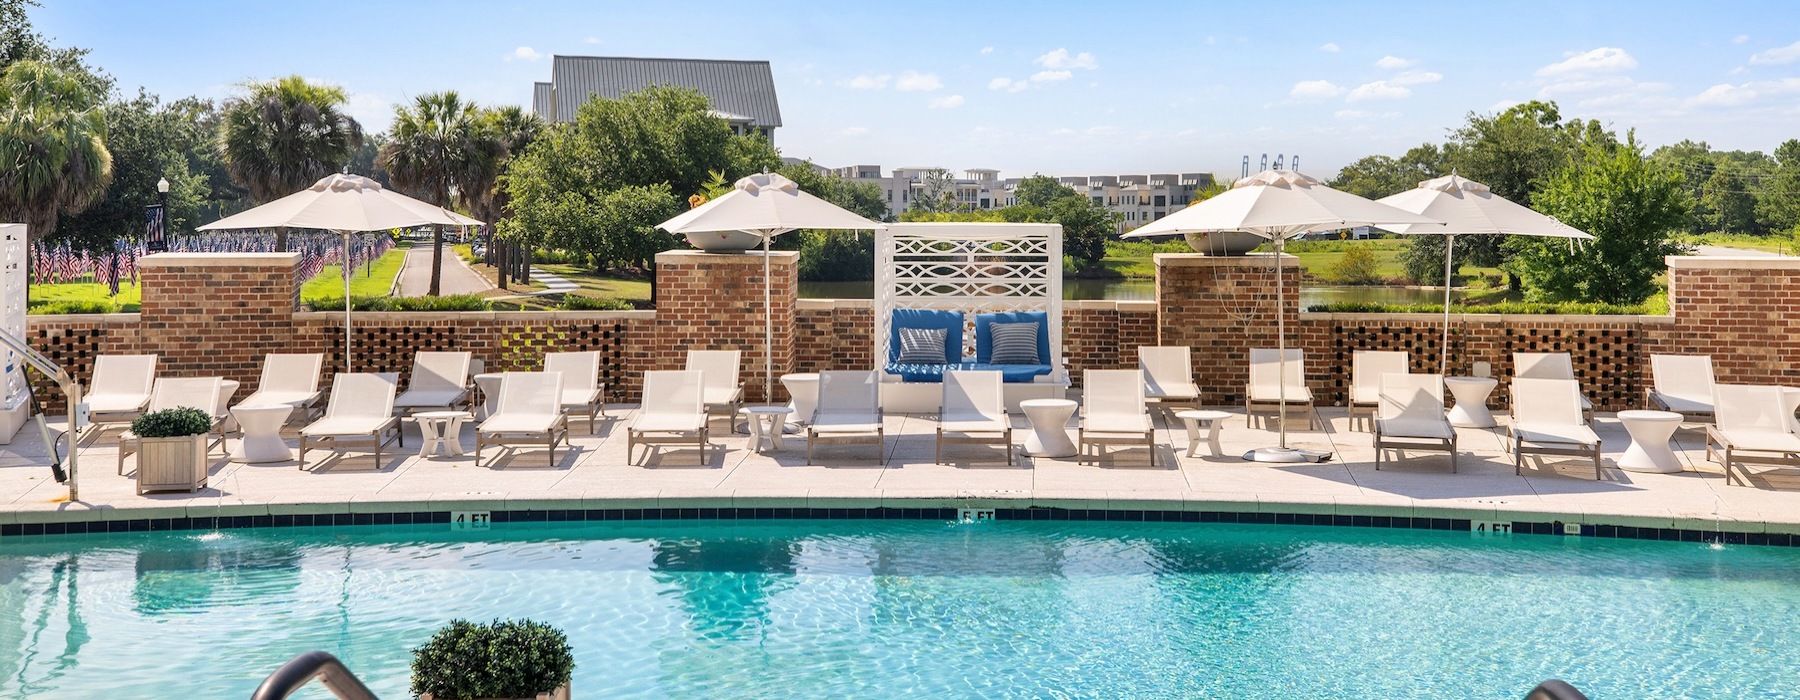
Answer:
top-left (31, 232), bottom-right (395, 294)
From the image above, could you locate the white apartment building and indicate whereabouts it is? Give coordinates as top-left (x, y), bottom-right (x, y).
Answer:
top-left (829, 165), bottom-right (1215, 231)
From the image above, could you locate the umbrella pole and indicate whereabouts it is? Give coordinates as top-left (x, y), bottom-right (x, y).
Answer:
top-left (1275, 236), bottom-right (1288, 449)
top-left (343, 231), bottom-right (353, 374)
top-left (1441, 234), bottom-right (1455, 377)
top-left (764, 233), bottom-right (774, 410)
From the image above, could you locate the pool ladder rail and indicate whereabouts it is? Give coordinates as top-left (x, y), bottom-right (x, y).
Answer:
top-left (251, 651), bottom-right (377, 700)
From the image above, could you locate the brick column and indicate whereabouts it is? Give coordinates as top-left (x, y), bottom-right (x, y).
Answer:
top-left (139, 252), bottom-right (301, 395)
top-left (653, 249), bottom-right (797, 402)
top-left (1155, 252), bottom-right (1301, 404)
top-left (1660, 256), bottom-right (1800, 385)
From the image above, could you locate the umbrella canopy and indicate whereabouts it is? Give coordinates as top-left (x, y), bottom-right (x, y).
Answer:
top-left (657, 173), bottom-right (884, 411)
top-left (1375, 173), bottom-right (1594, 375)
top-left (196, 173), bottom-right (482, 372)
top-left (1122, 170), bottom-right (1444, 462)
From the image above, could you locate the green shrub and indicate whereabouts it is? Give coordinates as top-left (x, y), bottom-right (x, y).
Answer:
top-left (130, 407), bottom-right (213, 438)
top-left (1326, 245), bottom-right (1385, 285)
top-left (310, 295), bottom-right (492, 312)
top-left (559, 295), bottom-right (632, 311)
top-left (410, 619), bottom-right (574, 700)
top-left (1307, 300), bottom-right (1658, 315)
top-left (29, 300), bottom-right (117, 315)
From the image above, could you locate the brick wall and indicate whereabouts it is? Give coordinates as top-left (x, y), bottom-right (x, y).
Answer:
top-left (1064, 301), bottom-right (1158, 386)
top-left (138, 252), bottom-right (301, 394)
top-left (1653, 256), bottom-right (1800, 386)
top-left (653, 250), bottom-right (795, 402)
top-left (1157, 253), bottom-right (1303, 404)
top-left (794, 299), bottom-right (875, 373)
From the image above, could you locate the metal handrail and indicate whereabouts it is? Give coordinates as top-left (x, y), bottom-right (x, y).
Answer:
top-left (251, 651), bottom-right (378, 700)
top-left (1524, 679), bottom-right (1589, 700)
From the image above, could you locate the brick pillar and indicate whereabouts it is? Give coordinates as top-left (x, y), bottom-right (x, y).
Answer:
top-left (653, 249), bottom-right (797, 402)
top-left (139, 252), bottom-right (301, 395)
top-left (1663, 256), bottom-right (1800, 385)
top-left (1155, 252), bottom-right (1301, 404)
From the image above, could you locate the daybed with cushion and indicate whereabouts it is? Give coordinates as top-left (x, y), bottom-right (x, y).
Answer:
top-left (881, 309), bottom-right (1056, 384)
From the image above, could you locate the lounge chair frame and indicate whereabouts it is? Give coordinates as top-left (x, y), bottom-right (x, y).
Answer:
top-left (1506, 377), bottom-right (1602, 479)
top-left (475, 371), bottom-right (570, 468)
top-left (1139, 346), bottom-right (1201, 413)
top-left (1245, 348), bottom-right (1318, 431)
top-left (807, 370), bottom-right (885, 465)
top-left (1704, 383), bottom-right (1800, 487)
top-left (627, 370), bottom-right (709, 465)
top-left (1079, 369), bottom-right (1157, 467)
top-left (299, 374), bottom-right (402, 470)
top-left (934, 370), bottom-right (1013, 465)
top-left (1350, 350), bottom-right (1410, 432)
top-left (1373, 373), bottom-right (1457, 472)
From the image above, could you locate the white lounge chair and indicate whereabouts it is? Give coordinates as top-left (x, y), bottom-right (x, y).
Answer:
top-left (1507, 377), bottom-right (1603, 479)
top-left (1647, 354), bottom-right (1716, 421)
top-left (1139, 346), bottom-right (1201, 412)
top-left (1245, 348), bottom-right (1317, 430)
top-left (393, 351), bottom-right (472, 414)
top-left (1514, 352), bottom-right (1595, 423)
top-left (545, 351), bottom-right (605, 434)
top-left (118, 377), bottom-right (226, 475)
top-left (1373, 373), bottom-right (1457, 472)
top-left (299, 373), bottom-right (402, 470)
top-left (687, 350), bottom-right (744, 433)
top-left (807, 370), bottom-right (884, 465)
top-left (476, 371), bottom-right (569, 468)
top-left (1079, 369), bottom-right (1157, 466)
top-left (628, 370), bottom-right (708, 464)
top-left (935, 370), bottom-right (1012, 465)
top-left (83, 354), bottom-right (158, 436)
top-left (1351, 351), bottom-right (1410, 432)
top-left (1705, 384), bottom-right (1800, 487)
top-left (233, 353), bottom-right (326, 419)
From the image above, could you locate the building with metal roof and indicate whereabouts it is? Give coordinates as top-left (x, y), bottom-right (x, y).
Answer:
top-left (532, 56), bottom-right (782, 140)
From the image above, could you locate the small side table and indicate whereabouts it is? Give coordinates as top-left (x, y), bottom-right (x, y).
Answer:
top-left (742, 406), bottom-right (793, 452)
top-left (230, 403), bottom-right (294, 463)
top-left (472, 373), bottom-right (504, 420)
top-left (1617, 409), bottom-right (1684, 473)
top-left (781, 373), bottom-right (820, 427)
top-left (415, 411), bottom-right (471, 458)
top-left (1445, 377), bottom-right (1499, 428)
top-left (1019, 398), bottom-right (1078, 458)
top-left (1175, 410), bottom-right (1234, 458)
top-left (1783, 387), bottom-right (1800, 434)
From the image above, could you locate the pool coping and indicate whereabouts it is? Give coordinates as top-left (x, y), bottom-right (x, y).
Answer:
top-left (4, 494), bottom-right (1796, 547)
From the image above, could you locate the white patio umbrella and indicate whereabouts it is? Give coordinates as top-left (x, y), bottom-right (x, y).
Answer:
top-left (657, 173), bottom-right (885, 409)
top-left (1376, 173), bottom-right (1592, 375)
top-left (197, 173), bottom-right (481, 372)
top-left (1123, 169), bottom-right (1444, 463)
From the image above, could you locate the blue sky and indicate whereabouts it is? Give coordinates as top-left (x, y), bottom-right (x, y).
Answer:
top-left (34, 0), bottom-right (1800, 179)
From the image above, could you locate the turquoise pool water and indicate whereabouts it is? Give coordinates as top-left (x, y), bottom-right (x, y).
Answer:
top-left (2, 521), bottom-right (1797, 699)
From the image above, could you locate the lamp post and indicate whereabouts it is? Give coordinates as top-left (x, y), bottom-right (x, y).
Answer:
top-left (149, 177), bottom-right (170, 252)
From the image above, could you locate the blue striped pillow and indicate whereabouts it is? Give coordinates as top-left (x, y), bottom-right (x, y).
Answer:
top-left (897, 327), bottom-right (950, 364)
top-left (989, 322), bottom-right (1040, 364)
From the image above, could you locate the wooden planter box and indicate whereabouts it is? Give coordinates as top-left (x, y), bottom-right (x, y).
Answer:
top-left (135, 434), bottom-right (209, 494)
top-left (420, 685), bottom-right (569, 700)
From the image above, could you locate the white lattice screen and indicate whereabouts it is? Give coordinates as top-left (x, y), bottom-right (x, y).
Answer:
top-left (875, 223), bottom-right (1063, 380)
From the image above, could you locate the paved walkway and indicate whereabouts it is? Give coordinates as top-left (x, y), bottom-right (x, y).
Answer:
top-left (4, 401), bottom-right (1798, 537)
top-left (396, 241), bottom-right (492, 296)
top-left (1693, 244), bottom-right (1790, 258)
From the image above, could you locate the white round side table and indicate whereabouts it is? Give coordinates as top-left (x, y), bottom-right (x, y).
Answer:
top-left (229, 403), bottom-right (294, 463)
top-left (1445, 377), bottom-right (1499, 428)
top-left (1019, 398), bottom-right (1078, 458)
top-left (414, 411), bottom-right (471, 458)
top-left (781, 373), bottom-right (820, 426)
top-left (1175, 410), bottom-right (1234, 457)
top-left (472, 373), bottom-right (504, 420)
top-left (1616, 409), bottom-right (1684, 473)
top-left (741, 406), bottom-right (793, 452)
top-left (1783, 387), bottom-right (1800, 434)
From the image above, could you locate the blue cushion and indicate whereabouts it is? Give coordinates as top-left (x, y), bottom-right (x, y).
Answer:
top-left (975, 311), bottom-right (1049, 364)
top-left (883, 362), bottom-right (1052, 384)
top-left (889, 309), bottom-right (964, 364)
top-left (989, 322), bottom-right (1041, 364)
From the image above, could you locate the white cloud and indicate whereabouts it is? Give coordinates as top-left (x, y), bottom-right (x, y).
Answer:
top-left (1319, 42), bottom-right (1340, 53)
top-left (928, 94), bottom-right (965, 109)
top-left (344, 91), bottom-right (393, 130)
top-left (1334, 109), bottom-right (1375, 120)
top-left (988, 77), bottom-right (1027, 92)
top-left (840, 126), bottom-right (870, 136)
top-left (1347, 80), bottom-right (1411, 102)
top-left (895, 70), bottom-right (942, 91)
top-left (583, 36), bottom-right (600, 45)
top-left (1750, 40), bottom-right (1800, 65)
top-left (1489, 99), bottom-right (1523, 112)
top-left (846, 74), bottom-right (890, 89)
top-left (1391, 70), bottom-right (1443, 86)
top-left (1689, 83), bottom-right (1759, 107)
top-left (1289, 79), bottom-right (1346, 101)
top-left (1536, 47), bottom-right (1638, 77)
top-left (1085, 125), bottom-right (1118, 135)
top-left (980, 46), bottom-right (994, 55)
top-left (1730, 65), bottom-right (1749, 76)
top-left (1732, 34), bottom-right (1750, 45)
top-left (505, 46), bottom-right (542, 62)
top-left (1375, 55), bottom-right (1415, 69)
top-left (1031, 70), bottom-right (1073, 83)
top-left (1035, 48), bottom-right (1099, 70)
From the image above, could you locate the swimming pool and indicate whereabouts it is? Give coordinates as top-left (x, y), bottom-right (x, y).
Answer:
top-left (2, 521), bottom-right (1796, 698)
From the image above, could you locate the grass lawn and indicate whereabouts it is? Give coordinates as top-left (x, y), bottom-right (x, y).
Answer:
top-left (455, 244), bottom-right (650, 310)
top-left (27, 243), bottom-right (407, 313)
top-left (1672, 232), bottom-right (1800, 255)
top-left (1100, 237), bottom-right (1502, 284)
top-left (298, 245), bottom-right (409, 305)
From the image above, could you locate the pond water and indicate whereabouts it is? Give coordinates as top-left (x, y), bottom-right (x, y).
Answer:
top-left (799, 279), bottom-right (1471, 308)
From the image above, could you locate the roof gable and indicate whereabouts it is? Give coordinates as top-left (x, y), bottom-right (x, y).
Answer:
top-left (549, 56), bottom-right (782, 128)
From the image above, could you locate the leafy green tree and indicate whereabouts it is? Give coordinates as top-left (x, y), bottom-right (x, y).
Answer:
top-left (1014, 174), bottom-right (1077, 207)
top-left (1048, 195), bottom-right (1114, 269)
top-left (379, 91), bottom-right (502, 295)
top-left (0, 0), bottom-right (111, 98)
top-left (469, 106), bottom-right (543, 287)
top-left (344, 131), bottom-right (391, 188)
top-left (1509, 133), bottom-right (1689, 304)
top-left (906, 168), bottom-right (959, 213)
top-left (1755, 139), bottom-right (1800, 235)
top-left (1700, 167), bottom-right (1757, 234)
top-left (0, 60), bottom-right (112, 242)
top-left (58, 90), bottom-right (210, 252)
top-left (1330, 143), bottom-right (1448, 199)
top-left (1328, 245), bottom-right (1385, 285)
top-left (217, 75), bottom-right (364, 251)
top-left (773, 160), bottom-right (888, 281)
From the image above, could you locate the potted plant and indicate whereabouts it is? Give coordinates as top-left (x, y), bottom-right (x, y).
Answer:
top-left (412, 619), bottom-right (574, 700)
top-left (130, 407), bottom-right (213, 494)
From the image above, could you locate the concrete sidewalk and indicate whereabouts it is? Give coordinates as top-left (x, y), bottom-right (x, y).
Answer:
top-left (396, 241), bottom-right (492, 296)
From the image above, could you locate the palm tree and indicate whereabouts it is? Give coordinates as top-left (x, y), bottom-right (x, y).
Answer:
top-left (0, 60), bottom-right (113, 243)
top-left (217, 75), bottom-right (363, 251)
top-left (473, 106), bottom-right (543, 288)
top-left (380, 91), bottom-right (503, 295)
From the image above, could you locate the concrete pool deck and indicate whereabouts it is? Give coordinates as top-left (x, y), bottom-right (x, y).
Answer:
top-left (2, 401), bottom-right (1798, 538)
